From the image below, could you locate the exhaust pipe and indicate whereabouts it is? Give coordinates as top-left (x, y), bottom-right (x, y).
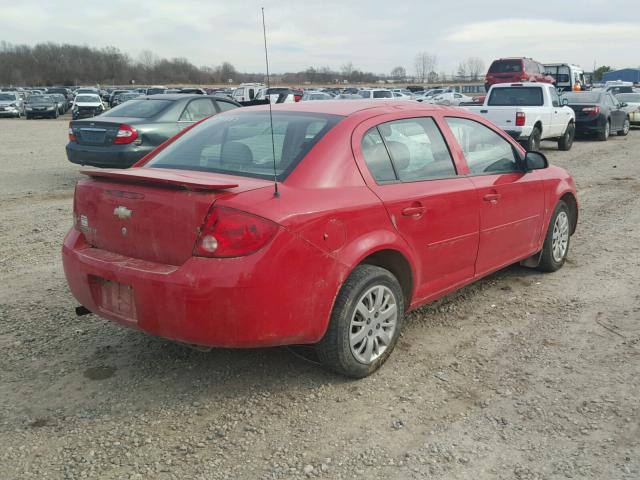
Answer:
top-left (75, 305), bottom-right (92, 316)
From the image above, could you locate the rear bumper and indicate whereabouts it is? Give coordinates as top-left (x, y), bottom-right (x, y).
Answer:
top-left (62, 229), bottom-right (345, 348)
top-left (575, 116), bottom-right (606, 133)
top-left (66, 142), bottom-right (154, 168)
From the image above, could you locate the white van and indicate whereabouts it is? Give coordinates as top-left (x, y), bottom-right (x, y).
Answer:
top-left (232, 83), bottom-right (266, 102)
top-left (543, 64), bottom-right (585, 92)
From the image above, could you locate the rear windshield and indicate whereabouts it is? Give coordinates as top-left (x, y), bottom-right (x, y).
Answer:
top-left (146, 111), bottom-right (343, 181)
top-left (562, 92), bottom-right (602, 104)
top-left (488, 87), bottom-right (543, 106)
top-left (0, 93), bottom-right (16, 100)
top-left (146, 88), bottom-right (165, 95)
top-left (373, 90), bottom-right (392, 98)
top-left (616, 93), bottom-right (640, 103)
top-left (103, 99), bottom-right (173, 118)
top-left (489, 60), bottom-right (522, 73)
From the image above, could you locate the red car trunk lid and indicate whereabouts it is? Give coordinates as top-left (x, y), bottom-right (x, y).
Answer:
top-left (74, 168), bottom-right (270, 266)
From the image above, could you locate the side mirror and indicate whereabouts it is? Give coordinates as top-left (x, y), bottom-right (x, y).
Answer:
top-left (620, 102), bottom-right (628, 108)
top-left (561, 98), bottom-right (569, 106)
top-left (525, 151), bottom-right (548, 171)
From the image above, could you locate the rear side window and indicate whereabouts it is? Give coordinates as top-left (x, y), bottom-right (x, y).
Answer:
top-left (146, 111), bottom-right (342, 181)
top-left (488, 87), bottom-right (543, 106)
top-left (216, 100), bottom-right (237, 112)
top-left (373, 91), bottom-right (392, 99)
top-left (180, 98), bottom-right (216, 121)
top-left (362, 117), bottom-right (456, 183)
top-left (103, 99), bottom-right (172, 118)
top-left (445, 117), bottom-right (520, 175)
top-left (489, 60), bottom-right (523, 73)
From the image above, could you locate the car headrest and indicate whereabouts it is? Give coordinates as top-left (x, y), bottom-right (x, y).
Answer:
top-left (221, 142), bottom-right (253, 166)
top-left (386, 141), bottom-right (411, 170)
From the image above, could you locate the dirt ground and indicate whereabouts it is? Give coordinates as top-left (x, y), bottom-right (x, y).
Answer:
top-left (0, 116), bottom-right (638, 480)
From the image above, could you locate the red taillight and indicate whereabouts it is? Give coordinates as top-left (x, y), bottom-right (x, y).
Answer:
top-left (194, 207), bottom-right (279, 258)
top-left (515, 111), bottom-right (526, 127)
top-left (582, 106), bottom-right (600, 116)
top-left (294, 94), bottom-right (302, 102)
top-left (68, 122), bottom-right (76, 142)
top-left (113, 124), bottom-right (138, 144)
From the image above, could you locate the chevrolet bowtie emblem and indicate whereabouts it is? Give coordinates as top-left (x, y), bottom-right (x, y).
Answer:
top-left (113, 206), bottom-right (132, 220)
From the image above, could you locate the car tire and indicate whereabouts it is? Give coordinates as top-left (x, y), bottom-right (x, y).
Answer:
top-left (558, 122), bottom-right (575, 151)
top-left (527, 126), bottom-right (541, 151)
top-left (617, 117), bottom-right (630, 136)
top-left (537, 200), bottom-right (571, 273)
top-left (598, 120), bottom-right (610, 141)
top-left (316, 265), bottom-right (404, 378)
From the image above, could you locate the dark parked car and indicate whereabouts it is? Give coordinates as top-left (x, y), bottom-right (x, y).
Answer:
top-left (51, 93), bottom-right (69, 114)
top-left (112, 92), bottom-right (141, 107)
top-left (108, 89), bottom-right (131, 107)
top-left (485, 57), bottom-right (555, 91)
top-left (25, 95), bottom-right (60, 119)
top-left (562, 91), bottom-right (631, 141)
top-left (67, 94), bottom-right (241, 168)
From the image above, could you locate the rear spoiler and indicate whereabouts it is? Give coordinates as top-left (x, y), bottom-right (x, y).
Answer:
top-left (79, 167), bottom-right (239, 191)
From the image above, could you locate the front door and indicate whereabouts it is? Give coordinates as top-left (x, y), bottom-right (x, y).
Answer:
top-left (443, 117), bottom-right (546, 276)
top-left (353, 115), bottom-right (479, 302)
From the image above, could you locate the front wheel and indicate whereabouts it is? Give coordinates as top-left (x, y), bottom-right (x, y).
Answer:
top-left (316, 265), bottom-right (404, 378)
top-left (558, 123), bottom-right (575, 151)
top-left (537, 200), bottom-right (571, 272)
top-left (618, 117), bottom-right (630, 136)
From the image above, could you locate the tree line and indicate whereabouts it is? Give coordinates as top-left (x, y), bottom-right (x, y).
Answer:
top-left (0, 41), bottom-right (486, 87)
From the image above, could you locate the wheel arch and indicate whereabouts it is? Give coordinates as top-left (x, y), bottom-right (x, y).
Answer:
top-left (358, 249), bottom-right (414, 309)
top-left (559, 192), bottom-right (578, 235)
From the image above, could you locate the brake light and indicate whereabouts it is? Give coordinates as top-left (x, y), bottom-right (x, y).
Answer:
top-left (113, 124), bottom-right (138, 144)
top-left (68, 122), bottom-right (76, 142)
top-left (582, 106), bottom-right (600, 116)
top-left (515, 111), bottom-right (526, 127)
top-left (194, 207), bottom-right (279, 258)
top-left (294, 94), bottom-right (302, 102)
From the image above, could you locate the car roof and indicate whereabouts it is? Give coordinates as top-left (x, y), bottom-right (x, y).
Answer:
top-left (241, 99), bottom-right (447, 117)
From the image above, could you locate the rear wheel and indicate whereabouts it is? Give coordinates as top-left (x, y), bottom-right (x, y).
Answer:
top-left (537, 200), bottom-right (571, 272)
top-left (618, 117), bottom-right (630, 136)
top-left (526, 126), bottom-right (541, 151)
top-left (598, 120), bottom-right (610, 141)
top-left (558, 123), bottom-right (575, 151)
top-left (316, 265), bottom-right (404, 378)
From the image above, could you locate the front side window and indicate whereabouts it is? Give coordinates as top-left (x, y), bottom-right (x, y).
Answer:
top-left (373, 90), bottom-right (392, 99)
top-left (445, 117), bottom-right (520, 175)
top-left (550, 89), bottom-right (560, 108)
top-left (146, 111), bottom-right (342, 181)
top-left (362, 117), bottom-right (456, 183)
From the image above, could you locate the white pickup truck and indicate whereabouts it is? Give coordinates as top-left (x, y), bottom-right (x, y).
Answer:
top-left (465, 82), bottom-right (575, 151)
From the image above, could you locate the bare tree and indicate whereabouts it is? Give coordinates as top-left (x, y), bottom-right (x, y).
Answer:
top-left (465, 57), bottom-right (485, 81)
top-left (390, 66), bottom-right (406, 80)
top-left (414, 52), bottom-right (437, 83)
top-left (457, 62), bottom-right (468, 79)
top-left (341, 62), bottom-right (355, 81)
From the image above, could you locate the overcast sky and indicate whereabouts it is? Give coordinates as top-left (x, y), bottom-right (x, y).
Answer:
top-left (1, 0), bottom-right (638, 74)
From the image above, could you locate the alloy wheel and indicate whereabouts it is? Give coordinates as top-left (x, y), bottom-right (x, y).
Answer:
top-left (349, 285), bottom-right (398, 364)
top-left (552, 211), bottom-right (569, 263)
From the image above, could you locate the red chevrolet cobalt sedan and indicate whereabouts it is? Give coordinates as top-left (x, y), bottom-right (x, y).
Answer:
top-left (63, 101), bottom-right (577, 377)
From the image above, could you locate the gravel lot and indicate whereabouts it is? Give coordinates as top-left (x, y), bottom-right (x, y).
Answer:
top-left (1, 116), bottom-right (638, 480)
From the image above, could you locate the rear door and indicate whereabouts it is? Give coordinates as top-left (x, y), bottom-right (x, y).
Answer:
top-left (443, 116), bottom-right (545, 276)
top-left (353, 114), bottom-right (479, 302)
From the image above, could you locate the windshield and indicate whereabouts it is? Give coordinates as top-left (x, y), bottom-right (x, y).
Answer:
top-left (146, 111), bottom-right (343, 181)
top-left (30, 96), bottom-right (53, 103)
top-left (76, 95), bottom-right (100, 103)
top-left (0, 93), bottom-right (16, 101)
top-left (488, 87), bottom-right (543, 106)
top-left (103, 99), bottom-right (173, 118)
top-left (489, 60), bottom-right (522, 73)
top-left (616, 93), bottom-right (640, 103)
top-left (563, 92), bottom-right (602, 103)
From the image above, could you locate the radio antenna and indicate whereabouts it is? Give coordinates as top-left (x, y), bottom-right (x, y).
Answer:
top-left (262, 7), bottom-right (279, 197)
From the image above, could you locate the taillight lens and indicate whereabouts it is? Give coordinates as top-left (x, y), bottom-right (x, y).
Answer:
top-left (582, 106), bottom-right (600, 116)
top-left (515, 111), bottom-right (526, 127)
top-left (194, 207), bottom-right (278, 258)
top-left (113, 124), bottom-right (139, 144)
top-left (294, 94), bottom-right (302, 102)
top-left (68, 122), bottom-right (76, 142)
